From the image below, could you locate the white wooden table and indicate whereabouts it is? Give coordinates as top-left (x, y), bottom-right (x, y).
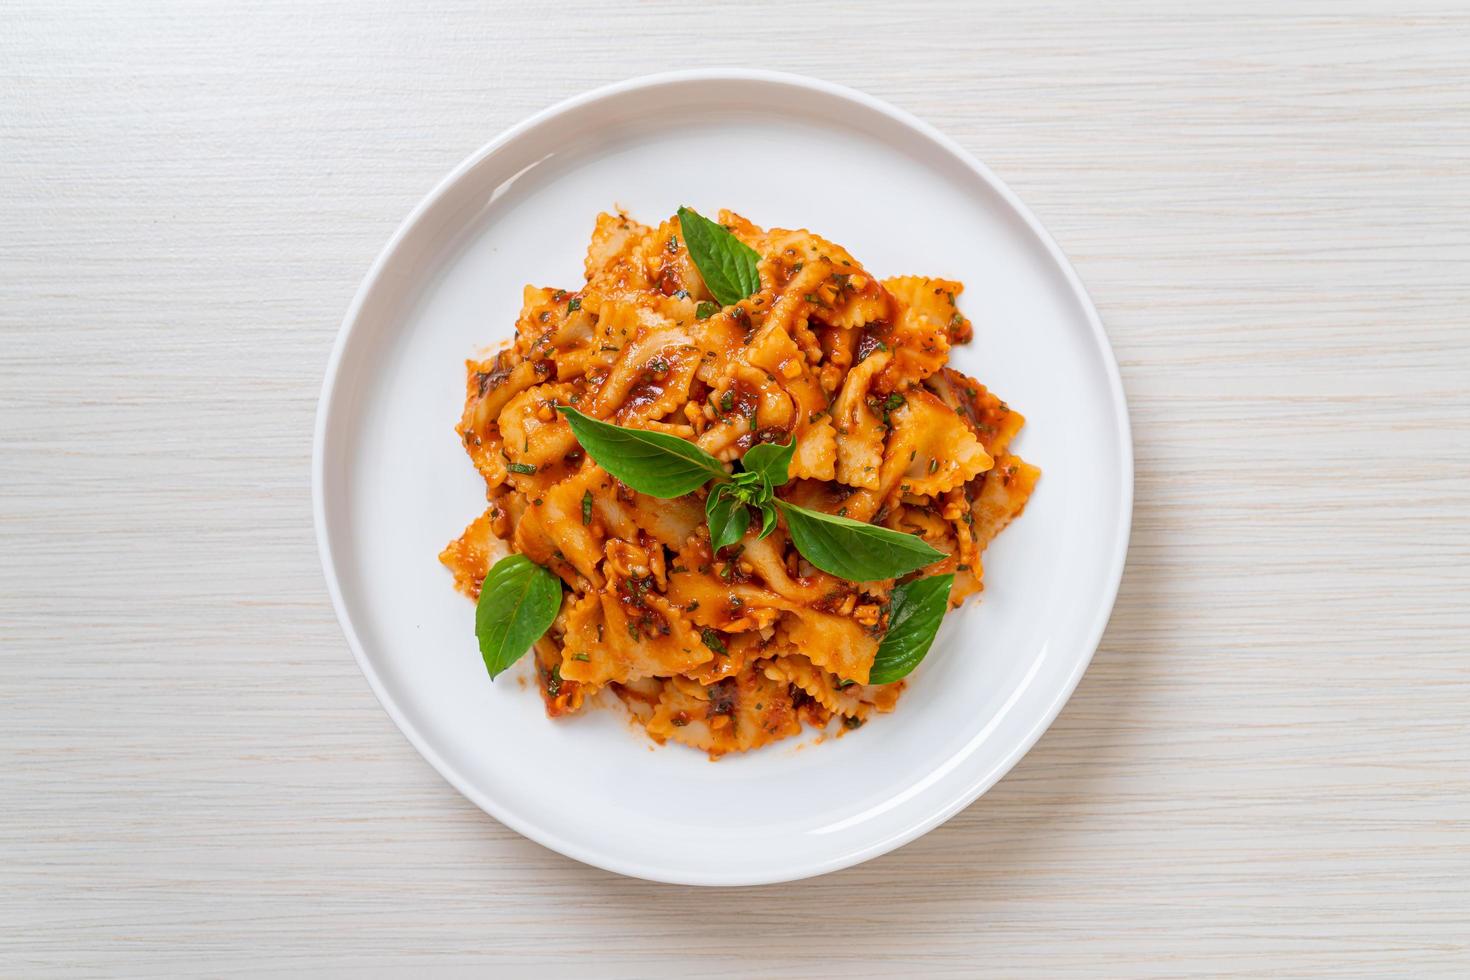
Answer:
top-left (4, 3), bottom-right (1467, 975)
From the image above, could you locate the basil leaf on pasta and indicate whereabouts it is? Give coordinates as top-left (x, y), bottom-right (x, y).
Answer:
top-left (731, 469), bottom-right (765, 494)
top-left (476, 555), bottom-right (562, 680)
top-left (558, 405), bottom-right (727, 497)
top-left (677, 206), bottom-right (761, 307)
top-left (776, 500), bottom-right (947, 581)
top-left (740, 437), bottom-right (796, 489)
top-left (757, 500), bottom-right (778, 539)
top-left (705, 484), bottom-right (750, 552)
top-left (868, 574), bottom-right (954, 685)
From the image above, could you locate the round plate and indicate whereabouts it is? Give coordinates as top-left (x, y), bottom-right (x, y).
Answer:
top-left (314, 70), bottom-right (1132, 885)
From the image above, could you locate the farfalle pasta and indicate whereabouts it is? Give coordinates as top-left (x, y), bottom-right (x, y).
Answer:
top-left (441, 208), bottom-right (1037, 757)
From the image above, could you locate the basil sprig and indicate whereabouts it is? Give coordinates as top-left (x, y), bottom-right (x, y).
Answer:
top-left (678, 206), bottom-right (761, 307)
top-left (868, 574), bottom-right (954, 684)
top-left (475, 555), bottom-right (563, 680)
top-left (556, 405), bottom-right (945, 582)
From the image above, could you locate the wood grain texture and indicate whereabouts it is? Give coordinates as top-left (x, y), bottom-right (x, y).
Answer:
top-left (3, 1), bottom-right (1468, 975)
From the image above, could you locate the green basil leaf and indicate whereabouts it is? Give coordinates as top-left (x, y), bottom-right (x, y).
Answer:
top-left (731, 469), bottom-right (764, 493)
top-left (476, 555), bottom-right (562, 680)
top-left (757, 500), bottom-right (778, 539)
top-left (740, 437), bottom-right (796, 488)
top-left (775, 500), bottom-right (947, 581)
top-left (706, 484), bottom-right (750, 551)
top-left (558, 405), bottom-right (726, 497)
top-left (677, 206), bottom-right (761, 307)
top-left (868, 574), bottom-right (954, 684)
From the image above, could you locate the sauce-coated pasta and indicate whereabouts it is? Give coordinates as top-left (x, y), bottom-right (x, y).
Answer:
top-left (441, 209), bottom-right (1037, 756)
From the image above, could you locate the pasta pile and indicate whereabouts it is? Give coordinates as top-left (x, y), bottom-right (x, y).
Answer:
top-left (441, 209), bottom-right (1038, 757)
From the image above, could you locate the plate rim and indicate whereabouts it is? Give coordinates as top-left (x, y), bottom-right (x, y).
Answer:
top-left (313, 68), bottom-right (1134, 886)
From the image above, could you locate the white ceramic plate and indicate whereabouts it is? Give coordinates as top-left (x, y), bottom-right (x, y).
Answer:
top-left (314, 70), bottom-right (1131, 885)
